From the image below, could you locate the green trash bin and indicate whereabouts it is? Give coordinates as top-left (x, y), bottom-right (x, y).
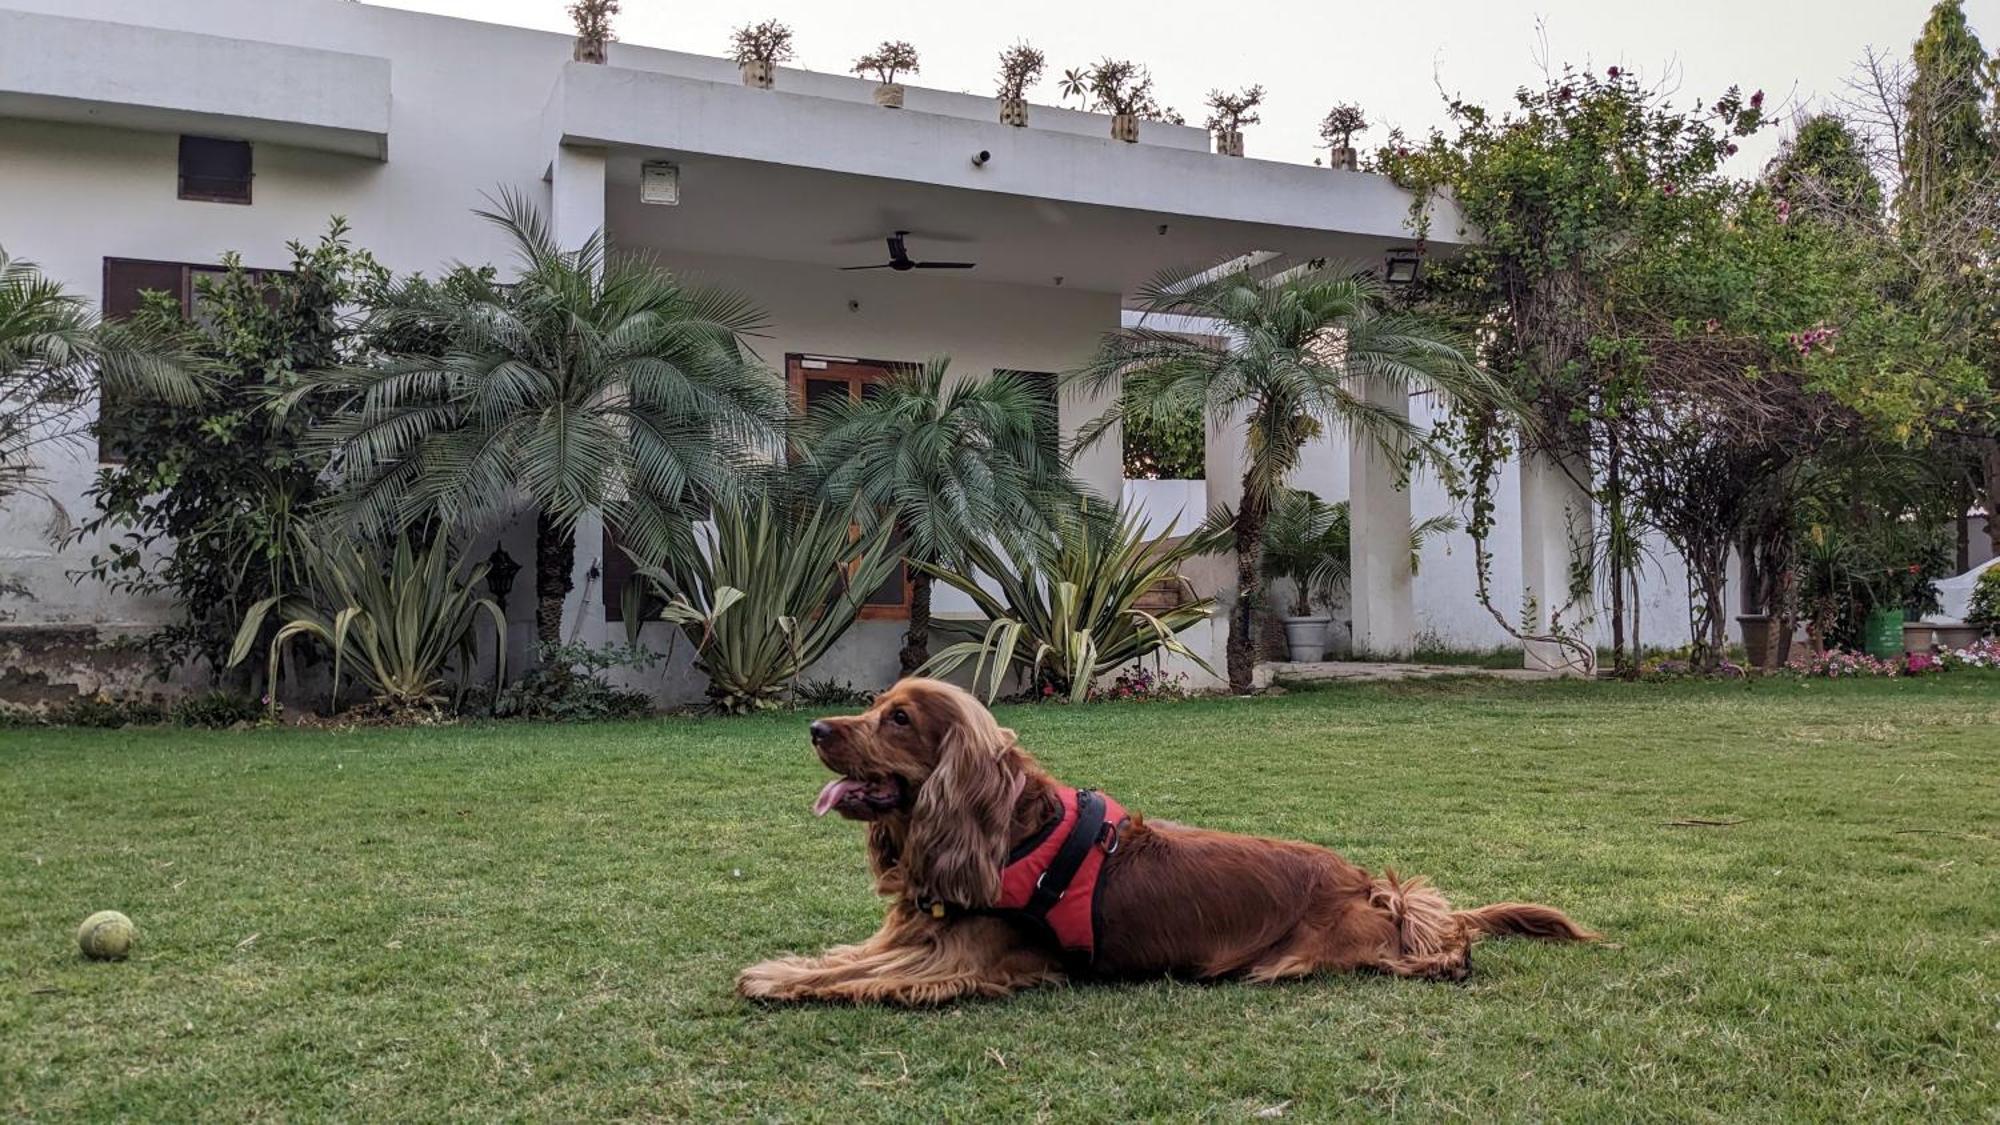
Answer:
top-left (1862, 607), bottom-right (1906, 658)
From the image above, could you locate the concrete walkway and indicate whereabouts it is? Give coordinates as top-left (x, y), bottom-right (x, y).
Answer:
top-left (1256, 660), bottom-right (1566, 688)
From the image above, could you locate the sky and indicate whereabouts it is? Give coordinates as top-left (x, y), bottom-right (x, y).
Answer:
top-left (370, 0), bottom-right (2000, 173)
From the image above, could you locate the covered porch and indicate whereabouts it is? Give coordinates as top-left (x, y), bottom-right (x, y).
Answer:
top-left (527, 56), bottom-right (1584, 689)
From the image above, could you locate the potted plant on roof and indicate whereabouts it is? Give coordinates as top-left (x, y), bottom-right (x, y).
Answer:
top-left (1204, 85), bottom-right (1264, 157)
top-left (568, 0), bottom-right (618, 64)
top-left (731, 19), bottom-right (794, 89)
top-left (1319, 103), bottom-right (1367, 171)
top-left (1060, 59), bottom-right (1167, 143)
top-left (995, 42), bottom-right (1045, 126)
top-left (853, 41), bottom-right (920, 108)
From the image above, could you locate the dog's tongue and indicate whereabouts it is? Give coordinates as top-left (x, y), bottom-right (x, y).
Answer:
top-left (814, 778), bottom-right (865, 817)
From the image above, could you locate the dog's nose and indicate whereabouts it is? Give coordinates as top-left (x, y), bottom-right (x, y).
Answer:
top-left (809, 720), bottom-right (832, 745)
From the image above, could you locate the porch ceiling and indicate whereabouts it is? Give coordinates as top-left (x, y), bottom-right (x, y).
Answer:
top-left (604, 151), bottom-right (1429, 302)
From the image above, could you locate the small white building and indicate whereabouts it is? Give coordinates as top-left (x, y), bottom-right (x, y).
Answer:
top-left (0, 0), bottom-right (1716, 706)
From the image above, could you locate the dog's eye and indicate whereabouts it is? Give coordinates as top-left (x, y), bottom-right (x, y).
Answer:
top-left (890, 708), bottom-right (911, 726)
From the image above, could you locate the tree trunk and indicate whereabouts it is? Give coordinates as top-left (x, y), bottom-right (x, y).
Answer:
top-left (534, 511), bottom-right (575, 649)
top-left (899, 569), bottom-right (933, 677)
top-left (1984, 438), bottom-right (2000, 559)
top-left (1226, 467), bottom-right (1268, 694)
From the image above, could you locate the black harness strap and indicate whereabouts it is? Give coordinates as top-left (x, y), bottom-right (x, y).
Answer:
top-left (1023, 788), bottom-right (1107, 917)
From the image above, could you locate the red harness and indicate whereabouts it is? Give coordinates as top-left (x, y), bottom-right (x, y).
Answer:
top-left (993, 786), bottom-right (1128, 960)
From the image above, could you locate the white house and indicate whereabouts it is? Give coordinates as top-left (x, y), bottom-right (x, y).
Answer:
top-left (0, 0), bottom-right (1717, 706)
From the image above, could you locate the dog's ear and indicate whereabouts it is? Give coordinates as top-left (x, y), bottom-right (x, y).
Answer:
top-left (903, 694), bottom-right (1023, 908)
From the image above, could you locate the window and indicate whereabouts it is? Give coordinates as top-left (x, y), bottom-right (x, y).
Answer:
top-left (787, 354), bottom-right (913, 620)
top-left (178, 136), bottom-right (252, 204)
top-left (96, 258), bottom-right (218, 462)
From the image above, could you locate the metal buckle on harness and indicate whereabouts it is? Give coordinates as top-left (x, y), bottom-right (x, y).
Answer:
top-left (1032, 870), bottom-right (1065, 902)
top-left (1101, 819), bottom-right (1121, 856)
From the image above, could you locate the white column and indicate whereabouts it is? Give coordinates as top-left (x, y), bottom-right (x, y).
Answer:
top-left (1064, 297), bottom-right (1126, 506)
top-left (1347, 379), bottom-right (1415, 658)
top-left (552, 144), bottom-right (609, 650)
top-left (1519, 452), bottom-right (1594, 673)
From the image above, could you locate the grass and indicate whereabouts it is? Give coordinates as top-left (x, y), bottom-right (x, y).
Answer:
top-left (1404, 644), bottom-right (1525, 669)
top-left (4, 676), bottom-right (1998, 1121)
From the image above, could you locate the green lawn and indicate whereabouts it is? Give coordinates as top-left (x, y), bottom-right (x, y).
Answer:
top-left (4, 677), bottom-right (1997, 1121)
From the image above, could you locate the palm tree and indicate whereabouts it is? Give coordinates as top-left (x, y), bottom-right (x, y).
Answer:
top-left (1070, 266), bottom-right (1495, 692)
top-left (799, 357), bottom-right (1081, 674)
top-left (296, 191), bottom-right (785, 645)
top-left (0, 246), bottom-right (202, 498)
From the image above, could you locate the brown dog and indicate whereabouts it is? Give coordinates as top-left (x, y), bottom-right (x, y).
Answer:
top-left (738, 678), bottom-right (1594, 1005)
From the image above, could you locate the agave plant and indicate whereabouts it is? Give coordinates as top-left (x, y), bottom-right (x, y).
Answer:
top-left (228, 535), bottom-right (507, 715)
top-left (1262, 489), bottom-right (1455, 615)
top-left (636, 498), bottom-right (897, 713)
top-left (917, 505), bottom-right (1222, 703)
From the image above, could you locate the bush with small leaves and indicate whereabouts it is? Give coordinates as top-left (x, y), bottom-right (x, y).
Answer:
top-left (171, 691), bottom-right (264, 729)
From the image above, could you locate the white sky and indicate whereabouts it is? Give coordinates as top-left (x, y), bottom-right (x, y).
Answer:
top-left (372, 0), bottom-right (1997, 173)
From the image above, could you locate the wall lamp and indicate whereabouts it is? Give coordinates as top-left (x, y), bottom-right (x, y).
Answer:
top-left (1384, 248), bottom-right (1423, 285)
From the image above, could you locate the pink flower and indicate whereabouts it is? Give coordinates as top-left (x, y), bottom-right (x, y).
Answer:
top-left (1724, 143), bottom-right (1739, 156)
top-left (1662, 182), bottom-right (1678, 196)
top-left (1775, 198), bottom-right (1791, 224)
top-left (1607, 66), bottom-right (1621, 79)
top-left (1750, 89), bottom-right (1764, 109)
top-left (1704, 318), bottom-right (1720, 334)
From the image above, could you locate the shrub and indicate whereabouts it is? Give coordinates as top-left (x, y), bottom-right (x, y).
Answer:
top-left (637, 498), bottom-right (897, 714)
top-left (918, 504), bottom-right (1221, 703)
top-left (46, 694), bottom-right (164, 728)
top-left (170, 691), bottom-right (264, 729)
top-left (493, 642), bottom-right (655, 722)
top-left (1784, 650), bottom-right (1893, 677)
top-left (793, 677), bottom-right (872, 707)
top-left (1096, 665), bottom-right (1193, 702)
top-left (995, 42), bottom-right (1045, 101)
top-left (1262, 490), bottom-right (1455, 616)
top-left (1318, 104), bottom-right (1368, 151)
top-left (1967, 567), bottom-right (2000, 630)
top-left (729, 19), bottom-right (794, 66)
top-left (1120, 386), bottom-right (1205, 479)
top-left (1203, 86), bottom-right (1265, 135)
top-left (853, 41), bottom-right (919, 85)
top-left (229, 535), bottom-right (506, 716)
top-left (72, 223), bottom-right (386, 681)
top-left (1939, 638), bottom-right (2000, 669)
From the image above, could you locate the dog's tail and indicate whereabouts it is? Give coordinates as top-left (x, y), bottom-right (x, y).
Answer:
top-left (1453, 902), bottom-right (1598, 942)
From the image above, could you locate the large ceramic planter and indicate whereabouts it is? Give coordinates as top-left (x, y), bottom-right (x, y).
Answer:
top-left (1214, 128), bottom-right (1244, 157)
top-left (1111, 113), bottom-right (1139, 143)
top-left (1862, 607), bottom-right (1906, 659)
top-left (1281, 615), bottom-right (1332, 663)
top-left (572, 36), bottom-right (607, 64)
top-left (1737, 614), bottom-right (1792, 670)
top-left (1327, 146), bottom-right (1358, 171)
top-left (740, 59), bottom-right (774, 88)
top-left (999, 97), bottom-right (1028, 127)
top-left (873, 83), bottom-right (906, 109)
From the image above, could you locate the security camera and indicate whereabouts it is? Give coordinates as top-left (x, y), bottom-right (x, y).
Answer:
top-left (972, 150), bottom-right (992, 167)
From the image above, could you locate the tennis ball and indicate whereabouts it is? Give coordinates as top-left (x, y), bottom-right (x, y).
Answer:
top-left (77, 910), bottom-right (136, 961)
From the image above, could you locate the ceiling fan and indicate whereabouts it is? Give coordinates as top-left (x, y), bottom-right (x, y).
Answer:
top-left (841, 231), bottom-right (975, 272)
